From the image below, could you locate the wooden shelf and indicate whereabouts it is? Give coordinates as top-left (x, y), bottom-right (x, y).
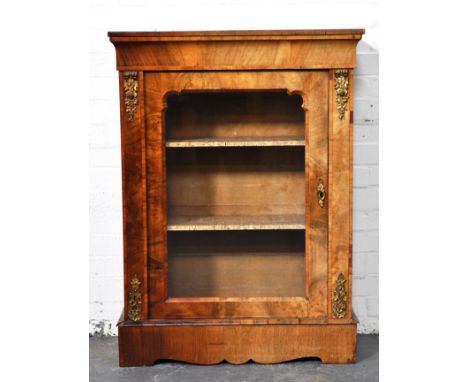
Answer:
top-left (166, 137), bottom-right (305, 148)
top-left (169, 251), bottom-right (304, 257)
top-left (167, 214), bottom-right (305, 231)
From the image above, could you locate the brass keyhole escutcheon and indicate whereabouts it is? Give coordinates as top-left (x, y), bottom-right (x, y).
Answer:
top-left (317, 181), bottom-right (326, 208)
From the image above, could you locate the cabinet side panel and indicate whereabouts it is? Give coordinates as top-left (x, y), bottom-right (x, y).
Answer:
top-left (348, 70), bottom-right (354, 318)
top-left (120, 71), bottom-right (148, 320)
top-left (328, 69), bottom-right (353, 320)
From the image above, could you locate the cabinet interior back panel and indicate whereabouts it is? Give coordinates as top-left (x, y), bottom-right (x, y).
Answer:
top-left (165, 92), bottom-right (305, 139)
top-left (168, 230), bottom-right (306, 298)
top-left (166, 146), bottom-right (305, 217)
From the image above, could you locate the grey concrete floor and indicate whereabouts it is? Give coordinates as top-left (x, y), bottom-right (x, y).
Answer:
top-left (90, 335), bottom-right (378, 382)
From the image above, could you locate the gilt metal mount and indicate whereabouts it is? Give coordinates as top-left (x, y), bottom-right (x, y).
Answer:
top-left (128, 275), bottom-right (142, 321)
top-left (334, 69), bottom-right (349, 120)
top-left (123, 71), bottom-right (138, 121)
top-left (332, 273), bottom-right (347, 319)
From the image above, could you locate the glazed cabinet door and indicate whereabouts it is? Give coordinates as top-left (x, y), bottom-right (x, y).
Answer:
top-left (124, 70), bottom-right (330, 320)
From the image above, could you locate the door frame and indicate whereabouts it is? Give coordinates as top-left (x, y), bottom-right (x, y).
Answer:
top-left (142, 70), bottom-right (329, 319)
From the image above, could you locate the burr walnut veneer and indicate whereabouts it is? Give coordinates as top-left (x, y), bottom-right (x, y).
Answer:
top-left (109, 29), bottom-right (364, 366)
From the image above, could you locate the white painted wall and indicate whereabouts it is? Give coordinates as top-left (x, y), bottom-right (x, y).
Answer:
top-left (89, 0), bottom-right (378, 335)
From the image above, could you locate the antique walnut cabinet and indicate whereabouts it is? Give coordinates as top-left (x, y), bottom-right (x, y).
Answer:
top-left (108, 29), bottom-right (364, 366)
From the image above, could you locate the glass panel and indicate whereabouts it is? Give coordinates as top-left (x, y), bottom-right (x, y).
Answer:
top-left (168, 230), bottom-right (305, 297)
top-left (165, 91), bottom-right (306, 298)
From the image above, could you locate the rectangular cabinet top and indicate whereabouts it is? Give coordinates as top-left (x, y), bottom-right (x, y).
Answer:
top-left (109, 29), bottom-right (364, 71)
top-left (109, 29), bottom-right (364, 40)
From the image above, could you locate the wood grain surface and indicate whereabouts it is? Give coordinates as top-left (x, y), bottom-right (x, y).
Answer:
top-left (111, 29), bottom-right (362, 366)
top-left (144, 71), bottom-right (328, 320)
top-left (109, 29), bottom-right (363, 70)
top-left (118, 320), bottom-right (357, 366)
